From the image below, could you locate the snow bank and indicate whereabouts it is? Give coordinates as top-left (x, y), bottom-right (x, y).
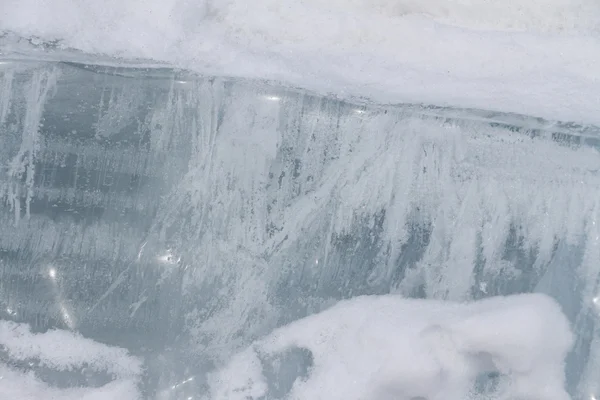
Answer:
top-left (0, 365), bottom-right (140, 400)
top-left (209, 293), bottom-right (573, 400)
top-left (0, 321), bottom-right (142, 399)
top-left (0, 320), bottom-right (141, 378)
top-left (1, 0), bottom-right (600, 124)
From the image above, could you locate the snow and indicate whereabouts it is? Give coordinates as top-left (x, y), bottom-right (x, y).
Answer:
top-left (209, 293), bottom-right (573, 400)
top-left (1, 0), bottom-right (600, 125)
top-left (0, 366), bottom-right (141, 400)
top-left (0, 294), bottom-right (575, 400)
top-left (0, 321), bottom-right (142, 378)
top-left (0, 321), bottom-right (143, 400)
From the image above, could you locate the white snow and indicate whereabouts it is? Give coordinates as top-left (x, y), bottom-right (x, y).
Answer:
top-left (0, 321), bottom-right (143, 399)
top-left (210, 293), bottom-right (573, 400)
top-left (0, 366), bottom-right (141, 400)
top-left (1, 0), bottom-right (600, 124)
top-left (0, 320), bottom-right (141, 378)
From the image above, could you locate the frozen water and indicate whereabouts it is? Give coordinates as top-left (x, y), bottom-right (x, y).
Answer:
top-left (3, 2), bottom-right (599, 399)
top-left (0, 60), bottom-right (599, 400)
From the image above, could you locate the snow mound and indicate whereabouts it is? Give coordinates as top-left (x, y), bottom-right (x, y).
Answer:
top-left (209, 293), bottom-right (573, 400)
top-left (1, 0), bottom-right (600, 124)
top-left (0, 321), bottom-right (143, 400)
top-left (0, 365), bottom-right (140, 400)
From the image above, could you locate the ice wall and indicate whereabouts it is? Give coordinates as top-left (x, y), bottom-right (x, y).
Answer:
top-left (1, 61), bottom-right (600, 399)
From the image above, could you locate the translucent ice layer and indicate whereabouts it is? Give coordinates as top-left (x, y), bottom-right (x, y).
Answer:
top-left (0, 61), bottom-right (599, 399)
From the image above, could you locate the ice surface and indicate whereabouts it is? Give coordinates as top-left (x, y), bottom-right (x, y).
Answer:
top-left (1, 0), bottom-right (600, 124)
top-left (0, 61), bottom-right (600, 400)
top-left (210, 293), bottom-right (573, 400)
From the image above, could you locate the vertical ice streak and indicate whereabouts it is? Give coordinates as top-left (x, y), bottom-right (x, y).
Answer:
top-left (577, 201), bottom-right (600, 399)
top-left (4, 67), bottom-right (58, 224)
top-left (0, 69), bottom-right (13, 126)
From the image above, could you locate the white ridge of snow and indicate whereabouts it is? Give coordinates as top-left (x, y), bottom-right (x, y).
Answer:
top-left (0, 321), bottom-right (143, 399)
top-left (1, 0), bottom-right (600, 125)
top-left (0, 320), bottom-right (142, 378)
top-left (210, 293), bottom-right (573, 400)
top-left (0, 365), bottom-right (141, 400)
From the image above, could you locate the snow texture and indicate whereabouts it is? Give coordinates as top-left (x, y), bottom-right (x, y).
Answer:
top-left (1, 0), bottom-right (600, 124)
top-left (210, 293), bottom-right (573, 400)
top-left (0, 321), bottom-right (143, 399)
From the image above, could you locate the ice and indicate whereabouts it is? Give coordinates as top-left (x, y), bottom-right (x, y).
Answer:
top-left (2, 2), bottom-right (600, 400)
top-left (0, 61), bottom-right (600, 399)
top-left (1, 0), bottom-right (600, 125)
top-left (209, 293), bottom-right (573, 400)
